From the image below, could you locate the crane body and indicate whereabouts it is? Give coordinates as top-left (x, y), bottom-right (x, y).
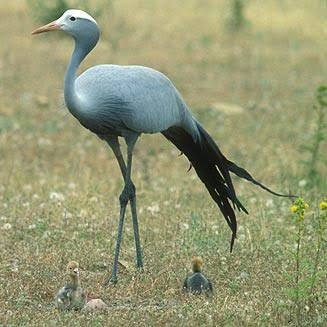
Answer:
top-left (32, 9), bottom-right (294, 284)
top-left (73, 65), bottom-right (199, 140)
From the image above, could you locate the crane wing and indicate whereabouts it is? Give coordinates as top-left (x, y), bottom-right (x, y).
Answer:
top-left (75, 65), bottom-right (188, 136)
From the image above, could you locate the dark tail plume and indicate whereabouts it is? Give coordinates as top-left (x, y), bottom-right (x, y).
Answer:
top-left (162, 122), bottom-right (294, 251)
top-left (196, 124), bottom-right (297, 199)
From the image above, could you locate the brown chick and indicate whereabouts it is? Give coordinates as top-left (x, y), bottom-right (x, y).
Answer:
top-left (55, 261), bottom-right (87, 311)
top-left (183, 256), bottom-right (213, 297)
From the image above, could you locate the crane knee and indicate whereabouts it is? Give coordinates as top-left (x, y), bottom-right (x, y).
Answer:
top-left (119, 181), bottom-right (136, 205)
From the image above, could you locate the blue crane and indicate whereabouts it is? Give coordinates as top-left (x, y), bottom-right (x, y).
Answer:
top-left (32, 9), bottom-right (294, 284)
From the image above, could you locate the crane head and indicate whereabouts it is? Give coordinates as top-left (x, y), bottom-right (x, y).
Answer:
top-left (31, 9), bottom-right (99, 39)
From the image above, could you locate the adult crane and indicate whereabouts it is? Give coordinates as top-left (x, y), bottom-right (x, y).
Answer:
top-left (32, 10), bottom-right (293, 284)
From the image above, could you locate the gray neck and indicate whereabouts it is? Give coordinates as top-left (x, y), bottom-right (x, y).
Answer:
top-left (64, 28), bottom-right (99, 118)
top-left (64, 44), bottom-right (88, 117)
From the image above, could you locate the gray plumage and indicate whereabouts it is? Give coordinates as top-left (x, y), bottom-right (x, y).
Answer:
top-left (32, 9), bottom-right (294, 284)
top-left (75, 65), bottom-right (200, 140)
top-left (183, 257), bottom-right (213, 297)
top-left (183, 273), bottom-right (213, 296)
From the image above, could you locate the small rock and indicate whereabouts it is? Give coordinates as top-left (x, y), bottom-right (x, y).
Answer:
top-left (35, 95), bottom-right (49, 107)
top-left (83, 299), bottom-right (107, 311)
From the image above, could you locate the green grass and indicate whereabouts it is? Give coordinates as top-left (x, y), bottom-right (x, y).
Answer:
top-left (0, 0), bottom-right (326, 325)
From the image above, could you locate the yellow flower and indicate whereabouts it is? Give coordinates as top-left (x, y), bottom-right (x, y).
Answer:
top-left (290, 198), bottom-right (309, 221)
top-left (320, 201), bottom-right (327, 211)
top-left (290, 205), bottom-right (299, 213)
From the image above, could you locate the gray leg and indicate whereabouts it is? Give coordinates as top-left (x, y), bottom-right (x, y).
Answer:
top-left (130, 197), bottom-right (143, 269)
top-left (124, 134), bottom-right (143, 270)
top-left (104, 136), bottom-right (127, 285)
top-left (104, 135), bottom-right (142, 284)
top-left (107, 202), bottom-right (126, 284)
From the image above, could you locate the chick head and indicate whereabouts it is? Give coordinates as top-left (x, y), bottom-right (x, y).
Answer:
top-left (191, 256), bottom-right (203, 272)
top-left (67, 261), bottom-right (80, 278)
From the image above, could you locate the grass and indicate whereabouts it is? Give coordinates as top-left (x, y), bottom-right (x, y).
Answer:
top-left (0, 0), bottom-right (326, 325)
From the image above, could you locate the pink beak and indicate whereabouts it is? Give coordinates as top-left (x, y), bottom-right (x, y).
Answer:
top-left (31, 20), bottom-right (60, 35)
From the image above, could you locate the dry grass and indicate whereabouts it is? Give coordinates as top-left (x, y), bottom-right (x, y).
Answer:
top-left (0, 0), bottom-right (326, 326)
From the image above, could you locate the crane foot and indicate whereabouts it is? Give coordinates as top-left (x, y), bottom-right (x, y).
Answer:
top-left (103, 275), bottom-right (118, 287)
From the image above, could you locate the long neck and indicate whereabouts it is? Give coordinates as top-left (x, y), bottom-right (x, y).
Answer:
top-left (64, 43), bottom-right (89, 117)
top-left (64, 27), bottom-right (99, 117)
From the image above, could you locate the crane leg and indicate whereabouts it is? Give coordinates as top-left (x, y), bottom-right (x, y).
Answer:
top-left (124, 134), bottom-right (143, 270)
top-left (130, 196), bottom-right (143, 269)
top-left (104, 135), bottom-right (142, 285)
top-left (108, 200), bottom-right (126, 284)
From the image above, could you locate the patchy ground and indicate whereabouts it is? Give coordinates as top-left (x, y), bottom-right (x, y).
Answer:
top-left (0, 1), bottom-right (326, 326)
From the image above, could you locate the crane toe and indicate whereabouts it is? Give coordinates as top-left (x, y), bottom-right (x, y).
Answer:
top-left (104, 275), bottom-right (118, 286)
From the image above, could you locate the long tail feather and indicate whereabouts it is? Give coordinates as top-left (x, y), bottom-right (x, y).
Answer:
top-left (227, 161), bottom-right (297, 198)
top-left (162, 125), bottom-right (243, 251)
top-left (162, 122), bottom-right (295, 251)
top-left (195, 123), bottom-right (297, 198)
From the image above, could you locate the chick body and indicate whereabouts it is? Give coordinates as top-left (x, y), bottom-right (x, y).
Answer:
top-left (183, 257), bottom-right (213, 296)
top-left (55, 261), bottom-right (86, 311)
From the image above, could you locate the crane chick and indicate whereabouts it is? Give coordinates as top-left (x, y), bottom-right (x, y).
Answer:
top-left (55, 261), bottom-right (86, 311)
top-left (183, 257), bottom-right (213, 297)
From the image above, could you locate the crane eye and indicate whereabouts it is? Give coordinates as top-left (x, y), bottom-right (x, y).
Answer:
top-left (70, 16), bottom-right (76, 21)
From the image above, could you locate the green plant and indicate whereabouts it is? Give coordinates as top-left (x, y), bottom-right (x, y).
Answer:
top-left (308, 199), bottom-right (327, 301)
top-left (226, 0), bottom-right (247, 32)
top-left (285, 198), bottom-right (327, 326)
top-left (26, 0), bottom-right (100, 23)
top-left (302, 86), bottom-right (327, 188)
top-left (289, 198), bottom-right (308, 325)
top-left (27, 0), bottom-right (69, 23)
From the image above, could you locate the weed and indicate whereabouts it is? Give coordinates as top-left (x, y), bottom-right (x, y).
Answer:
top-left (226, 0), bottom-right (247, 32)
top-left (285, 198), bottom-right (327, 326)
top-left (26, 0), bottom-right (101, 24)
top-left (288, 198), bottom-right (309, 325)
top-left (301, 86), bottom-right (327, 188)
top-left (26, 0), bottom-right (70, 23)
top-left (308, 199), bottom-right (327, 302)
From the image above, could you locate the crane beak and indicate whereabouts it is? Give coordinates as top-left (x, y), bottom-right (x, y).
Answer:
top-left (31, 20), bottom-right (61, 35)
